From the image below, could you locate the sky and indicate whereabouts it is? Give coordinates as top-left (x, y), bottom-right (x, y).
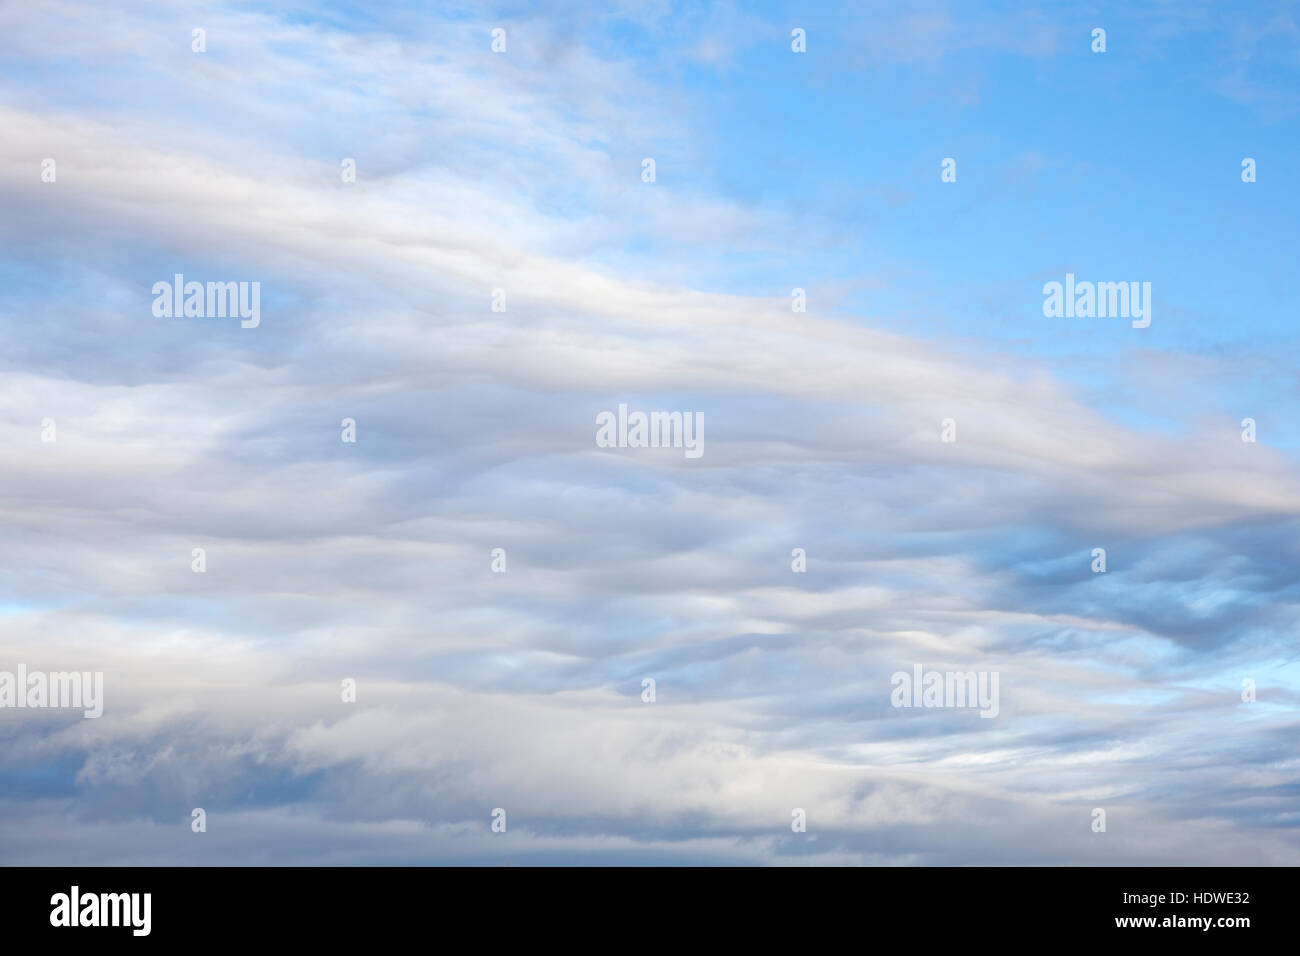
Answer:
top-left (0, 0), bottom-right (1298, 865)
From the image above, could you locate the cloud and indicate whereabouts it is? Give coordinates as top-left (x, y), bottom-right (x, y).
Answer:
top-left (0, 0), bottom-right (1297, 865)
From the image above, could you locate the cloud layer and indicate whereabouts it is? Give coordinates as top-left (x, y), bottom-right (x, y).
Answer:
top-left (1, 1), bottom-right (1298, 865)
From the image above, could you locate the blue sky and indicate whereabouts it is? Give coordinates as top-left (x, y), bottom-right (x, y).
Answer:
top-left (0, 0), bottom-right (1298, 864)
